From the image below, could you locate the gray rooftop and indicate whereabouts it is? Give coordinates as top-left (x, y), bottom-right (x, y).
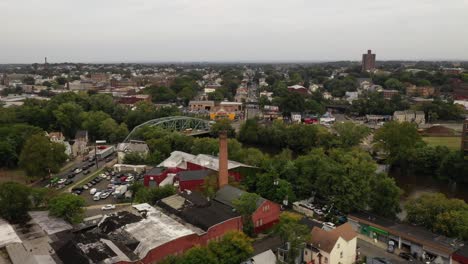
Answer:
top-left (215, 185), bottom-right (266, 209)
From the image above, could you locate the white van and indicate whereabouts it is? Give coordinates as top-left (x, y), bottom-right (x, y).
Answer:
top-left (90, 188), bottom-right (97, 195)
top-left (93, 192), bottom-right (102, 201)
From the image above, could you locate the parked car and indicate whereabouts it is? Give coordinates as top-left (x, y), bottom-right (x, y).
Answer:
top-left (90, 180), bottom-right (97, 185)
top-left (82, 165), bottom-right (89, 170)
top-left (58, 178), bottom-right (67, 184)
top-left (73, 190), bottom-right (82, 195)
top-left (90, 188), bottom-right (97, 195)
top-left (83, 170), bottom-right (90, 175)
top-left (74, 168), bottom-right (82, 174)
top-left (398, 252), bottom-right (414, 261)
top-left (323, 222), bottom-right (336, 229)
top-left (93, 192), bottom-right (102, 201)
top-left (64, 179), bottom-right (73, 185)
top-left (86, 183), bottom-right (93, 187)
top-left (314, 209), bottom-right (324, 216)
top-left (82, 185), bottom-right (89, 190)
top-left (67, 174), bottom-right (75, 179)
top-left (100, 192), bottom-right (110, 199)
top-left (125, 176), bottom-right (134, 182)
top-left (106, 175), bottom-right (111, 180)
top-left (101, 204), bottom-right (115, 211)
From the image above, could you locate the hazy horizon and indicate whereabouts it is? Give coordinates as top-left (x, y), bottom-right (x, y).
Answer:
top-left (2, 0), bottom-right (468, 64)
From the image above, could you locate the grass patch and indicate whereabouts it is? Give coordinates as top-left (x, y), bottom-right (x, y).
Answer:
top-left (0, 169), bottom-right (30, 184)
top-left (423, 136), bottom-right (461, 151)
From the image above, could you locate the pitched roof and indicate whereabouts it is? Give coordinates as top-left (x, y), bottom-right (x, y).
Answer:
top-left (178, 170), bottom-right (213, 181)
top-left (310, 223), bottom-right (356, 253)
top-left (214, 185), bottom-right (267, 209)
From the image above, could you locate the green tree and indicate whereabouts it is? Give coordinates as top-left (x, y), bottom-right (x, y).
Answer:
top-left (48, 193), bottom-right (85, 224)
top-left (233, 192), bottom-right (260, 236)
top-left (208, 231), bottom-right (253, 264)
top-left (53, 102), bottom-right (83, 138)
top-left (88, 94), bottom-right (115, 114)
top-left (122, 152), bottom-right (147, 165)
top-left (145, 86), bottom-right (177, 103)
top-left (0, 140), bottom-right (17, 167)
top-left (369, 174), bottom-right (402, 218)
top-left (384, 78), bottom-right (405, 91)
top-left (275, 213), bottom-right (310, 264)
top-left (373, 121), bottom-right (423, 167)
top-left (134, 185), bottom-right (176, 204)
top-left (19, 134), bottom-right (68, 178)
top-left (80, 111), bottom-right (111, 140)
top-left (178, 246), bottom-right (217, 264)
top-left (0, 182), bottom-right (32, 223)
top-left (210, 118), bottom-right (235, 137)
top-left (333, 122), bottom-right (371, 148)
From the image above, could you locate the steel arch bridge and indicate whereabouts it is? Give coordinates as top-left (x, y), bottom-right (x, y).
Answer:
top-left (123, 116), bottom-right (212, 142)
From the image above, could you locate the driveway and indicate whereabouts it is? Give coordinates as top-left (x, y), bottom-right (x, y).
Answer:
top-left (358, 239), bottom-right (408, 264)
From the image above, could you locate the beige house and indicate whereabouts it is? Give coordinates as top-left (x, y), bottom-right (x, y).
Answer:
top-left (303, 223), bottom-right (357, 264)
top-left (393, 110), bottom-right (425, 126)
top-left (116, 141), bottom-right (150, 163)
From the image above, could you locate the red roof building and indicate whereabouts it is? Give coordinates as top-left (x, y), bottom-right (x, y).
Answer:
top-left (215, 185), bottom-right (281, 233)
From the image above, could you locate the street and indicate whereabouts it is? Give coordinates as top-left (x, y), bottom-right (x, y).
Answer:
top-left (33, 153), bottom-right (117, 189)
top-left (358, 239), bottom-right (408, 264)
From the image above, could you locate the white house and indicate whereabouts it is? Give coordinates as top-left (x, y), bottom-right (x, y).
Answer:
top-left (303, 223), bottom-right (357, 264)
top-left (116, 140), bottom-right (150, 163)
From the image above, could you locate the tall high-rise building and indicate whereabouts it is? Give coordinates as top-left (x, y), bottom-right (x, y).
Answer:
top-left (462, 119), bottom-right (468, 154)
top-left (362, 49), bottom-right (376, 72)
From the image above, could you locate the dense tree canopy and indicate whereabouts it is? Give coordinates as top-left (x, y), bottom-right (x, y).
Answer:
top-left (0, 182), bottom-right (32, 223)
top-left (405, 193), bottom-right (468, 239)
top-left (19, 134), bottom-right (68, 178)
top-left (48, 193), bottom-right (86, 224)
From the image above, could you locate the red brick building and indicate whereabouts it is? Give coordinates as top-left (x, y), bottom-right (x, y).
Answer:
top-left (288, 84), bottom-right (309, 94)
top-left (362, 49), bottom-right (376, 72)
top-left (215, 185), bottom-right (281, 233)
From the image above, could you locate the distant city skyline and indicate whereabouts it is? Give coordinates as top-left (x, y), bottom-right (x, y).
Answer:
top-left (1, 0), bottom-right (468, 63)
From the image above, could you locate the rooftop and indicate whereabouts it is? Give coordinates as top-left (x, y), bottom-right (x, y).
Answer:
top-left (177, 170), bottom-right (214, 181)
top-left (158, 151), bottom-right (254, 171)
top-left (29, 211), bottom-right (73, 235)
top-left (160, 192), bottom-right (240, 231)
top-left (310, 223), bottom-right (356, 253)
top-left (0, 219), bottom-right (21, 248)
top-left (349, 211), bottom-right (463, 255)
top-left (215, 185), bottom-right (267, 209)
top-left (117, 142), bottom-right (149, 153)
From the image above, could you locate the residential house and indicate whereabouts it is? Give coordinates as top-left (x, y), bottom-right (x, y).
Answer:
top-left (189, 100), bottom-right (215, 112)
top-left (303, 223), bottom-right (357, 264)
top-left (406, 85), bottom-right (436, 98)
top-left (288, 84), bottom-right (309, 94)
top-left (242, 250), bottom-right (277, 264)
top-left (46, 132), bottom-right (72, 157)
top-left (215, 185), bottom-right (281, 233)
top-left (291, 112), bottom-right (302, 123)
top-left (381, 89), bottom-right (399, 99)
top-left (453, 245), bottom-right (468, 264)
top-left (204, 84), bottom-right (222, 94)
top-left (116, 140), bottom-right (150, 163)
top-left (72, 130), bottom-right (88, 157)
top-left (393, 110), bottom-right (425, 126)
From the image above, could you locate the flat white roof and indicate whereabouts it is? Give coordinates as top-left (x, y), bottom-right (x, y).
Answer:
top-left (28, 211), bottom-right (72, 235)
top-left (158, 151), bottom-right (254, 171)
top-left (0, 219), bottom-right (21, 248)
top-left (126, 204), bottom-right (195, 258)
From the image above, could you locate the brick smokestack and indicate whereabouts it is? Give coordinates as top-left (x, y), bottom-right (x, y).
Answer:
top-left (218, 131), bottom-right (229, 188)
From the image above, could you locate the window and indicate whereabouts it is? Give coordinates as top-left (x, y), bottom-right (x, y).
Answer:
top-left (324, 257), bottom-right (328, 264)
top-left (337, 243), bottom-right (340, 249)
top-left (340, 252), bottom-right (343, 258)
top-left (259, 218), bottom-right (263, 226)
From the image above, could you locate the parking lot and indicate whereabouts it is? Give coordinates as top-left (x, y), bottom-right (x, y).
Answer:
top-left (71, 169), bottom-right (144, 206)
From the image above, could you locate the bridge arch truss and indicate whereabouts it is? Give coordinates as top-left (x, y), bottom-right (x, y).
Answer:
top-left (123, 116), bottom-right (212, 142)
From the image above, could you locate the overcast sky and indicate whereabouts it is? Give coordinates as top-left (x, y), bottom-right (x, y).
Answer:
top-left (1, 0), bottom-right (468, 63)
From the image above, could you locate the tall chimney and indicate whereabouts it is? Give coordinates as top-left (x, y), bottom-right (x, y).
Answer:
top-left (218, 131), bottom-right (229, 189)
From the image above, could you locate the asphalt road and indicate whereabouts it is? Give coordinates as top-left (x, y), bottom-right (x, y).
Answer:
top-left (34, 153), bottom-right (117, 189)
top-left (358, 239), bottom-right (408, 264)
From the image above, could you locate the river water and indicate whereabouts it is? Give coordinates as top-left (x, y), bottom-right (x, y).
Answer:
top-left (389, 168), bottom-right (468, 202)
